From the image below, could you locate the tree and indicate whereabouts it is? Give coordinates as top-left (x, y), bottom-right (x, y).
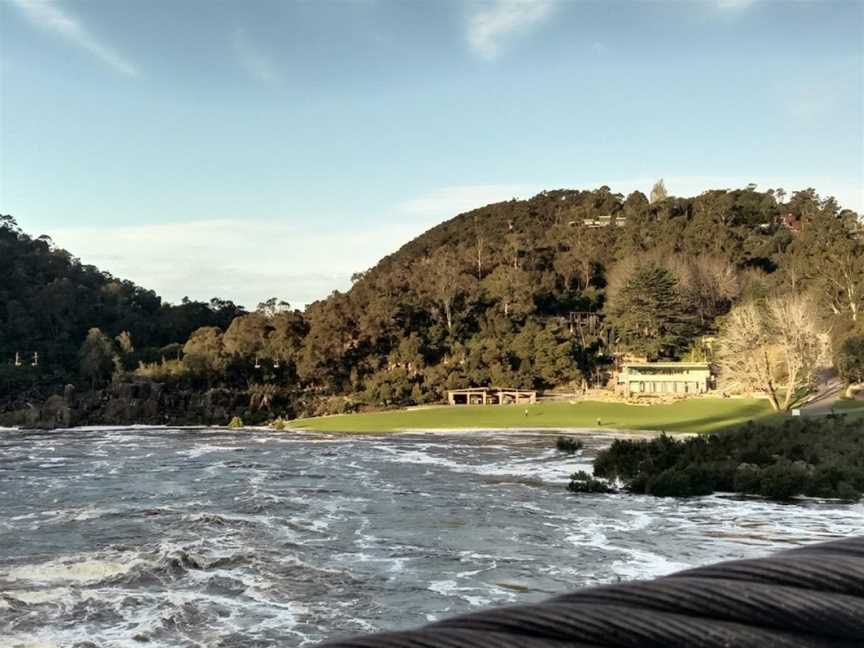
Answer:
top-left (115, 331), bottom-right (134, 354)
top-left (717, 302), bottom-right (779, 409)
top-left (785, 204), bottom-right (863, 322)
top-left (79, 328), bottom-right (115, 389)
top-left (482, 264), bottom-right (534, 319)
top-left (837, 336), bottom-right (864, 385)
top-left (650, 179), bottom-right (668, 204)
top-left (257, 297), bottom-right (291, 317)
top-left (223, 313), bottom-right (270, 359)
top-left (767, 294), bottom-right (829, 410)
top-left (183, 326), bottom-right (227, 379)
top-left (718, 296), bottom-right (829, 411)
top-left (667, 255), bottom-right (740, 329)
top-left (266, 310), bottom-right (308, 370)
top-left (553, 225), bottom-right (600, 291)
top-left (511, 320), bottom-right (579, 388)
top-left (297, 292), bottom-right (358, 391)
top-left (606, 265), bottom-right (695, 359)
top-left (414, 247), bottom-right (472, 334)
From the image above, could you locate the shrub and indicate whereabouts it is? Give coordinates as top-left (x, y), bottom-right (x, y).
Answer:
top-left (806, 464), bottom-right (864, 499)
top-left (271, 418), bottom-right (288, 430)
top-left (135, 359), bottom-right (188, 382)
top-left (733, 463), bottom-right (763, 494)
top-left (227, 416), bottom-right (244, 429)
top-left (837, 336), bottom-right (864, 384)
top-left (757, 461), bottom-right (812, 500)
top-left (568, 471), bottom-right (616, 494)
top-left (588, 418), bottom-right (864, 501)
top-left (556, 436), bottom-right (584, 454)
top-left (646, 465), bottom-right (716, 497)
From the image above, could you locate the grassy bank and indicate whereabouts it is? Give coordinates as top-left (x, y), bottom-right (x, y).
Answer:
top-left (291, 398), bottom-right (778, 434)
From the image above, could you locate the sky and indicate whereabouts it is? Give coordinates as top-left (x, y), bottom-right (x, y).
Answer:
top-left (1, 0), bottom-right (862, 310)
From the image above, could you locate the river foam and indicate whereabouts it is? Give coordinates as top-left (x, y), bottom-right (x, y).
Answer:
top-left (1, 426), bottom-right (861, 648)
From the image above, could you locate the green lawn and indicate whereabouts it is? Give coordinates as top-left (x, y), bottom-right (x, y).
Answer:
top-left (291, 398), bottom-right (778, 434)
top-left (834, 399), bottom-right (864, 412)
top-left (831, 399), bottom-right (864, 422)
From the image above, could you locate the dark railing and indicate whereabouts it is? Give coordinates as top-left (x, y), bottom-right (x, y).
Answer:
top-left (319, 535), bottom-right (864, 647)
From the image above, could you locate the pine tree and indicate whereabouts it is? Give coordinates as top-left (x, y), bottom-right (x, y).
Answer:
top-left (607, 265), bottom-right (696, 359)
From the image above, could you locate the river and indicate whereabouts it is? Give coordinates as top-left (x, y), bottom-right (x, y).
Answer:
top-left (1, 426), bottom-right (862, 647)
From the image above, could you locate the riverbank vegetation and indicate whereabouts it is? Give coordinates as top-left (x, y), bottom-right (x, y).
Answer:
top-left (583, 416), bottom-right (864, 500)
top-left (2, 183), bottom-right (862, 427)
top-left (556, 436), bottom-right (584, 454)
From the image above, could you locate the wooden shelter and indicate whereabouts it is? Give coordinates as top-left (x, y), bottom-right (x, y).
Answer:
top-left (447, 387), bottom-right (537, 406)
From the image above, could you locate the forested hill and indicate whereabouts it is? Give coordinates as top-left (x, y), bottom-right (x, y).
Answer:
top-left (0, 215), bottom-right (245, 403)
top-left (2, 184), bottom-right (862, 423)
top-left (297, 184), bottom-right (862, 413)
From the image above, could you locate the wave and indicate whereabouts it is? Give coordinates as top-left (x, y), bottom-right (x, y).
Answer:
top-left (4, 557), bottom-right (139, 585)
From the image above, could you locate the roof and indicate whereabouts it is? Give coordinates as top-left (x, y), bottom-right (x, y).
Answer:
top-left (447, 387), bottom-right (536, 393)
top-left (622, 362), bottom-right (710, 369)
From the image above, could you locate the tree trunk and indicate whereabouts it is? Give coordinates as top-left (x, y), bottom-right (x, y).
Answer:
top-left (766, 387), bottom-right (781, 411)
top-left (782, 365), bottom-right (800, 411)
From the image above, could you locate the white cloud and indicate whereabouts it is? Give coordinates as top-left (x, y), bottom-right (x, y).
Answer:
top-left (232, 28), bottom-right (280, 85)
top-left (44, 218), bottom-right (436, 309)
top-left (41, 176), bottom-right (861, 310)
top-left (467, 0), bottom-right (556, 60)
top-left (8, 0), bottom-right (137, 76)
top-left (397, 183), bottom-right (542, 218)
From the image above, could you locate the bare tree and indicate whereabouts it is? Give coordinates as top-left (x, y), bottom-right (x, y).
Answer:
top-left (650, 178), bottom-right (668, 204)
top-left (668, 255), bottom-right (741, 327)
top-left (767, 294), bottom-right (830, 410)
top-left (718, 302), bottom-right (780, 409)
top-left (718, 295), bottom-right (829, 411)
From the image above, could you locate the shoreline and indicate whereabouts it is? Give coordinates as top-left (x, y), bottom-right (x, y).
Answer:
top-left (2, 423), bottom-right (692, 439)
top-left (379, 426), bottom-right (695, 438)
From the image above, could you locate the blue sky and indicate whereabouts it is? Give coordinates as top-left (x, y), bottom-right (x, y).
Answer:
top-left (1, 0), bottom-right (862, 308)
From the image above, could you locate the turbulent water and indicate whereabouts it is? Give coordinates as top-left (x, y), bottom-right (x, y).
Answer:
top-left (1, 427), bottom-right (862, 648)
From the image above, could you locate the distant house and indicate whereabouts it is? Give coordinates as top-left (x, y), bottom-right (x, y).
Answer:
top-left (616, 362), bottom-right (713, 397)
top-left (583, 214), bottom-right (626, 228)
top-left (781, 213), bottom-right (802, 234)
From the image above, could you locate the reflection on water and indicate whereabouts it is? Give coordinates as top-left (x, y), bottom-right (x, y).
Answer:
top-left (1, 427), bottom-right (862, 647)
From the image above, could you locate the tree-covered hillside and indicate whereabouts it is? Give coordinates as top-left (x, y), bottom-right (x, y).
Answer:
top-left (0, 215), bottom-right (245, 405)
top-left (287, 184), bottom-right (862, 414)
top-left (2, 183), bottom-right (862, 422)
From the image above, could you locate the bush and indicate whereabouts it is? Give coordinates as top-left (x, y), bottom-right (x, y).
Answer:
top-left (556, 436), bottom-right (584, 454)
top-left (567, 471), bottom-right (616, 494)
top-left (758, 461), bottom-right (812, 500)
top-left (588, 418), bottom-right (864, 501)
top-left (135, 359), bottom-right (188, 382)
top-left (646, 465), bottom-right (716, 497)
top-left (837, 336), bottom-right (864, 384)
top-left (227, 416), bottom-right (244, 428)
top-left (733, 463), bottom-right (763, 494)
top-left (271, 418), bottom-right (288, 430)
